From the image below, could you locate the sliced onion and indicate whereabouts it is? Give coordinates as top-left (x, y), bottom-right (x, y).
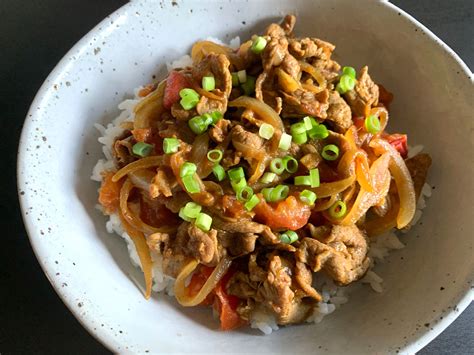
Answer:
top-left (128, 169), bottom-right (154, 192)
top-left (112, 156), bottom-right (163, 182)
top-left (340, 153), bottom-right (391, 225)
top-left (229, 96), bottom-right (284, 131)
top-left (369, 138), bottom-right (416, 228)
top-left (232, 140), bottom-right (265, 161)
top-left (118, 211), bottom-right (153, 299)
top-left (313, 194), bottom-right (338, 212)
top-left (299, 61), bottom-right (327, 90)
top-left (311, 175), bottom-right (356, 198)
top-left (369, 106), bottom-right (389, 133)
top-left (276, 68), bottom-right (300, 93)
top-left (174, 256), bottom-right (232, 307)
top-left (190, 133), bottom-right (213, 178)
top-left (134, 80), bottom-right (166, 130)
top-left (364, 198), bottom-right (399, 238)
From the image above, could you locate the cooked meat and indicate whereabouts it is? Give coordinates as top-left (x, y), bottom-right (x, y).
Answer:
top-left (174, 222), bottom-right (221, 266)
top-left (281, 89), bottom-right (329, 118)
top-left (192, 53), bottom-right (232, 97)
top-left (296, 224), bottom-right (370, 285)
top-left (113, 136), bottom-right (134, 166)
top-left (289, 38), bottom-right (335, 60)
top-left (405, 153), bottom-right (432, 199)
top-left (325, 90), bottom-right (352, 132)
top-left (231, 125), bottom-right (264, 151)
top-left (345, 66), bottom-right (379, 116)
top-left (208, 118), bottom-right (231, 143)
top-left (217, 231), bottom-right (258, 256)
top-left (150, 168), bottom-right (174, 198)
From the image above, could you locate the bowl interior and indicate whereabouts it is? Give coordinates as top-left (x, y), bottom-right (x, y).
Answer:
top-left (18, 0), bottom-right (473, 353)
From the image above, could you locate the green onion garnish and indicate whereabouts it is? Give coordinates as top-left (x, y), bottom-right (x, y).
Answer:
top-left (278, 133), bottom-right (292, 151)
top-left (207, 149), bottom-right (223, 163)
top-left (179, 88), bottom-right (200, 110)
top-left (251, 36), bottom-right (267, 54)
top-left (292, 132), bottom-right (308, 144)
top-left (241, 75), bottom-right (256, 96)
top-left (283, 156), bottom-right (298, 173)
top-left (260, 172), bottom-right (277, 184)
top-left (231, 177), bottom-right (247, 193)
top-left (300, 189), bottom-right (317, 206)
top-left (202, 76), bottom-right (215, 91)
top-left (365, 115), bottom-right (381, 134)
top-left (244, 194), bottom-right (260, 211)
top-left (182, 174), bottom-right (200, 194)
top-left (303, 116), bottom-right (313, 130)
top-left (328, 200), bottom-right (347, 219)
top-left (180, 162), bottom-right (197, 178)
top-left (201, 113), bottom-right (214, 126)
top-left (280, 230), bottom-right (298, 244)
top-left (231, 72), bottom-right (239, 87)
top-left (228, 166), bottom-right (245, 181)
top-left (237, 70), bottom-right (247, 84)
top-left (132, 142), bottom-right (154, 157)
top-left (270, 158), bottom-right (285, 175)
top-left (336, 74), bottom-right (356, 94)
top-left (321, 144), bottom-right (340, 161)
top-left (210, 111), bottom-right (223, 124)
top-left (342, 66), bottom-right (356, 79)
top-left (259, 123), bottom-right (275, 140)
top-left (188, 116), bottom-right (207, 135)
top-left (163, 138), bottom-right (180, 154)
top-left (308, 124), bottom-right (329, 140)
top-left (270, 184), bottom-right (289, 202)
top-left (212, 164), bottom-right (226, 181)
top-left (179, 202), bottom-right (202, 221)
top-left (294, 175), bottom-right (311, 186)
top-left (291, 122), bottom-right (307, 135)
top-left (309, 168), bottom-right (320, 188)
top-left (262, 187), bottom-right (273, 202)
top-left (195, 212), bottom-right (212, 232)
top-left (237, 186), bottom-right (254, 202)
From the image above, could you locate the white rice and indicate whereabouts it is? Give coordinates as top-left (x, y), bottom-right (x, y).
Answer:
top-left (92, 42), bottom-right (432, 334)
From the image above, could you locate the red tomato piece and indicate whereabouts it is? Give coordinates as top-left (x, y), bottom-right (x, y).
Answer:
top-left (254, 195), bottom-right (311, 231)
top-left (163, 71), bottom-right (190, 109)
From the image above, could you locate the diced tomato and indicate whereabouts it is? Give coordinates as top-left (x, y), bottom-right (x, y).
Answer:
top-left (98, 172), bottom-right (122, 214)
top-left (378, 84), bottom-right (394, 110)
top-left (353, 116), bottom-right (365, 131)
top-left (213, 269), bottom-right (246, 331)
top-left (163, 71), bottom-right (191, 109)
top-left (221, 195), bottom-right (246, 218)
top-left (140, 199), bottom-right (179, 228)
top-left (254, 195), bottom-right (311, 231)
top-left (186, 265), bottom-right (215, 306)
top-left (385, 133), bottom-right (408, 158)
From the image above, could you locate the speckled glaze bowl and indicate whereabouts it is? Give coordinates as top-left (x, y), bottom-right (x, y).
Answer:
top-left (18, 0), bottom-right (473, 353)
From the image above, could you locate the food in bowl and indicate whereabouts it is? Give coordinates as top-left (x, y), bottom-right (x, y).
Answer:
top-left (92, 15), bottom-right (431, 333)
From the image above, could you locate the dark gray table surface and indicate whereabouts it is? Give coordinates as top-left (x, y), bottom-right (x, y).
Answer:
top-left (0, 1), bottom-right (472, 354)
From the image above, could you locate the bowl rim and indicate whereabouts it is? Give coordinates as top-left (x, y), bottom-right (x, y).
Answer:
top-left (17, 0), bottom-right (473, 353)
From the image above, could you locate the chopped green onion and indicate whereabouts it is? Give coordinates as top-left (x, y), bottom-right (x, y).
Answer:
top-left (291, 122), bottom-right (307, 135)
top-left (283, 156), bottom-right (298, 173)
top-left (237, 186), bottom-right (254, 202)
top-left (195, 212), bottom-right (212, 231)
top-left (294, 175), bottom-right (311, 186)
top-left (237, 70), bottom-right (247, 83)
top-left (163, 137), bottom-right (180, 154)
top-left (212, 164), bottom-right (226, 181)
top-left (241, 75), bottom-right (256, 96)
top-left (261, 187), bottom-right (273, 201)
top-left (292, 132), bottom-right (308, 144)
top-left (259, 123), bottom-right (275, 140)
top-left (260, 172), bottom-right (277, 184)
top-left (270, 184), bottom-right (289, 202)
top-left (244, 194), bottom-right (260, 211)
top-left (179, 88), bottom-right (200, 110)
top-left (182, 174), bottom-right (200, 194)
top-left (280, 230), bottom-right (298, 244)
top-left (231, 72), bottom-right (239, 87)
top-left (251, 36), bottom-right (267, 54)
top-left (180, 202), bottom-right (202, 220)
top-left (321, 144), bottom-right (340, 161)
top-left (207, 149), bottom-right (223, 163)
top-left (278, 133), bottom-right (292, 151)
top-left (188, 116), bottom-right (208, 134)
top-left (202, 76), bottom-right (215, 91)
top-left (365, 115), bottom-right (381, 134)
top-left (303, 116), bottom-right (314, 130)
top-left (342, 66), bottom-right (356, 79)
top-left (210, 111), bottom-right (223, 124)
top-left (201, 113), bottom-right (214, 126)
top-left (328, 200), bottom-right (347, 219)
top-left (228, 166), bottom-right (245, 181)
top-left (300, 189), bottom-right (317, 206)
top-left (336, 74), bottom-right (356, 94)
top-left (308, 123), bottom-right (329, 140)
top-left (180, 162), bottom-right (197, 178)
top-left (270, 158), bottom-right (285, 175)
top-left (179, 208), bottom-right (194, 222)
top-left (231, 177), bottom-right (247, 193)
top-left (132, 142), bottom-right (153, 157)
top-left (309, 168), bottom-right (320, 188)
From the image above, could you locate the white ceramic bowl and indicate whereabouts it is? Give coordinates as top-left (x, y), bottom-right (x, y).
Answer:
top-left (18, 0), bottom-right (473, 353)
